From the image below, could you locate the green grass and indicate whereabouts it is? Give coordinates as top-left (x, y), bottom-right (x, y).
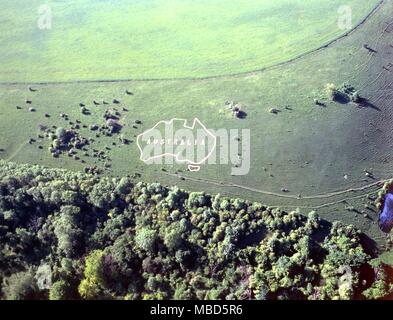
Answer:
top-left (377, 251), bottom-right (393, 267)
top-left (0, 0), bottom-right (379, 82)
top-left (0, 0), bottom-right (392, 246)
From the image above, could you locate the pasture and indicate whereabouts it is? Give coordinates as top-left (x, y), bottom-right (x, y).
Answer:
top-left (0, 0), bottom-right (380, 82)
top-left (0, 0), bottom-right (392, 247)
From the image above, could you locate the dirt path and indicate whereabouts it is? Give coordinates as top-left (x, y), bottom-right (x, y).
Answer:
top-left (5, 142), bottom-right (28, 162)
top-left (164, 171), bottom-right (386, 200)
top-left (163, 171), bottom-right (387, 211)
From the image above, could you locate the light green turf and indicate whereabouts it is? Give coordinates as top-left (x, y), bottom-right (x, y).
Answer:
top-left (0, 0), bottom-right (379, 82)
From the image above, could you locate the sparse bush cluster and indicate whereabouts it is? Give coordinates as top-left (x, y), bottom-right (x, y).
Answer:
top-left (101, 109), bottom-right (123, 135)
top-left (0, 160), bottom-right (391, 300)
top-left (223, 101), bottom-right (247, 119)
top-left (325, 83), bottom-right (362, 103)
top-left (48, 127), bottom-right (89, 158)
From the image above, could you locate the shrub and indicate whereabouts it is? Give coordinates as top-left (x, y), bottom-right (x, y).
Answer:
top-left (78, 250), bottom-right (106, 299)
top-left (2, 270), bottom-right (39, 300)
top-left (135, 227), bottom-right (157, 254)
top-left (49, 280), bottom-right (70, 300)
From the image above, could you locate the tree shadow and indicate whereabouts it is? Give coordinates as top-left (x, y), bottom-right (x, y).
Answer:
top-left (236, 110), bottom-right (248, 119)
top-left (357, 97), bottom-right (381, 111)
top-left (359, 232), bottom-right (379, 257)
top-left (364, 44), bottom-right (378, 53)
top-left (239, 226), bottom-right (267, 248)
top-left (311, 219), bottom-right (332, 243)
top-left (333, 92), bottom-right (351, 104)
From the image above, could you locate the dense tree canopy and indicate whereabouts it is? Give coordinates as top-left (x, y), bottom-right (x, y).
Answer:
top-left (0, 160), bottom-right (392, 300)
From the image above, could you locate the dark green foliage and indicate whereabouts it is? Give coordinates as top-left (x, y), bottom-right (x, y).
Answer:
top-left (49, 280), bottom-right (70, 300)
top-left (2, 269), bottom-right (39, 300)
top-left (0, 160), bottom-right (390, 300)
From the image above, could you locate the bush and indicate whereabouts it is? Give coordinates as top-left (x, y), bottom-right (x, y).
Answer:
top-left (326, 83), bottom-right (339, 100)
top-left (78, 250), bottom-right (106, 299)
top-left (135, 227), bottom-right (157, 254)
top-left (2, 270), bottom-right (39, 300)
top-left (49, 280), bottom-right (70, 300)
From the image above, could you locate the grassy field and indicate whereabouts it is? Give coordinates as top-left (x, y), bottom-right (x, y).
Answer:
top-left (0, 0), bottom-right (380, 82)
top-left (0, 0), bottom-right (392, 248)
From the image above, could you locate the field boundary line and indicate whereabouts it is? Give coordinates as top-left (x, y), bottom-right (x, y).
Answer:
top-left (0, 0), bottom-right (385, 86)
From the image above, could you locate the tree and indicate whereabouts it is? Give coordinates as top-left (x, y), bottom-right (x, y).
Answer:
top-left (0, 160), bottom-right (391, 301)
top-left (35, 263), bottom-right (52, 290)
top-left (115, 177), bottom-right (132, 195)
top-left (55, 127), bottom-right (67, 143)
top-left (54, 206), bottom-right (83, 258)
top-left (78, 250), bottom-right (106, 299)
top-left (363, 261), bottom-right (393, 299)
top-left (174, 282), bottom-right (192, 299)
top-left (187, 192), bottom-right (209, 208)
top-left (135, 227), bottom-right (157, 254)
top-left (325, 83), bottom-right (339, 101)
top-left (2, 269), bottom-right (39, 300)
top-left (164, 229), bottom-right (183, 252)
top-left (49, 280), bottom-right (70, 300)
top-left (88, 179), bottom-right (116, 208)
